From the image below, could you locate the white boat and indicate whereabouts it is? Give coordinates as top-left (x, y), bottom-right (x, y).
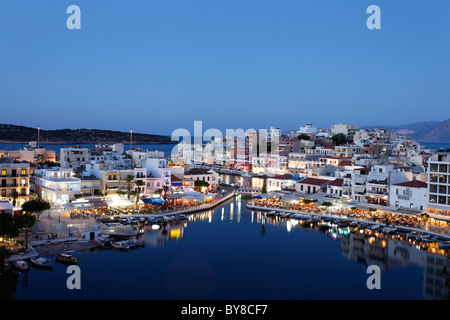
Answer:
top-left (13, 260), bottom-right (29, 271)
top-left (30, 257), bottom-right (53, 268)
top-left (127, 239), bottom-right (145, 247)
top-left (111, 241), bottom-right (130, 250)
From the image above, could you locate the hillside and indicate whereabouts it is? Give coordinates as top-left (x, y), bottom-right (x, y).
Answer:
top-left (0, 124), bottom-right (175, 145)
top-left (361, 119), bottom-right (450, 143)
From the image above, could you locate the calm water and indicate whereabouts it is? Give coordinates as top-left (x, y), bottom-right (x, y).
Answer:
top-left (7, 198), bottom-right (449, 300)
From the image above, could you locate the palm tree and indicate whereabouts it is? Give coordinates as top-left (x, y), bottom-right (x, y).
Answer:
top-left (11, 190), bottom-right (19, 207)
top-left (124, 175), bottom-right (134, 200)
top-left (162, 185), bottom-right (170, 207)
top-left (134, 180), bottom-right (144, 206)
top-left (261, 174), bottom-right (267, 194)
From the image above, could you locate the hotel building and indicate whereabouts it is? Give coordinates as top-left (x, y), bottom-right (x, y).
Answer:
top-left (428, 152), bottom-right (450, 216)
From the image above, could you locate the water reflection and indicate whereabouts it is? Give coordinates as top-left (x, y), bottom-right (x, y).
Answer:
top-left (139, 198), bottom-right (449, 300)
top-left (7, 198), bottom-right (450, 300)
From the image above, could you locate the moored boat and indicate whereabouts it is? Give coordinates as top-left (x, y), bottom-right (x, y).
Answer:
top-left (30, 257), bottom-right (53, 269)
top-left (127, 239), bottom-right (145, 247)
top-left (111, 241), bottom-right (130, 250)
top-left (13, 260), bottom-right (29, 272)
top-left (56, 253), bottom-right (78, 264)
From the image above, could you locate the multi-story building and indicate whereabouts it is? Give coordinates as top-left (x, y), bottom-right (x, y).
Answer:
top-left (60, 146), bottom-right (90, 169)
top-left (330, 123), bottom-right (357, 142)
top-left (427, 153), bottom-right (450, 216)
top-left (389, 180), bottom-right (428, 211)
top-left (0, 159), bottom-right (31, 206)
top-left (33, 167), bottom-right (81, 205)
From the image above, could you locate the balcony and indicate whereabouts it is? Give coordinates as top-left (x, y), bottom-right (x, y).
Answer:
top-left (367, 190), bottom-right (388, 196)
top-left (398, 194), bottom-right (410, 200)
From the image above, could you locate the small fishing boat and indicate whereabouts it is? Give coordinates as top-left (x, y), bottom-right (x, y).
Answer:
top-left (127, 239), bottom-right (145, 247)
top-left (30, 257), bottom-right (53, 269)
top-left (111, 241), bottom-right (130, 250)
top-left (56, 253), bottom-right (78, 264)
top-left (357, 223), bottom-right (368, 229)
top-left (13, 260), bottom-right (29, 272)
top-left (349, 221), bottom-right (359, 228)
top-left (419, 234), bottom-right (438, 243)
top-left (94, 235), bottom-right (110, 247)
top-left (438, 241), bottom-right (450, 250)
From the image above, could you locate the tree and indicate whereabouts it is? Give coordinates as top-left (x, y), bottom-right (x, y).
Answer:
top-left (303, 199), bottom-right (313, 205)
top-left (261, 175), bottom-right (267, 194)
top-left (297, 134), bottom-right (310, 141)
top-left (21, 198), bottom-right (51, 221)
top-left (194, 180), bottom-right (210, 192)
top-left (11, 190), bottom-right (19, 207)
top-left (322, 201), bottom-right (333, 211)
top-left (162, 185), bottom-right (170, 206)
top-left (0, 213), bottom-right (18, 239)
top-left (331, 133), bottom-right (348, 146)
top-left (134, 180), bottom-right (144, 206)
top-left (14, 213), bottom-right (36, 249)
top-left (124, 175), bottom-right (135, 200)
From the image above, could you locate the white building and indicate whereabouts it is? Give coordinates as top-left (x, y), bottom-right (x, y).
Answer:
top-left (389, 180), bottom-right (428, 211)
top-left (34, 167), bottom-right (81, 205)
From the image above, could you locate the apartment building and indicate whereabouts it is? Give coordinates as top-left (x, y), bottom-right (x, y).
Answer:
top-left (427, 153), bottom-right (450, 216)
top-left (0, 159), bottom-right (31, 206)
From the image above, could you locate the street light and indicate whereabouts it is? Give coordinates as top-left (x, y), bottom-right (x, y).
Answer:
top-left (67, 224), bottom-right (73, 237)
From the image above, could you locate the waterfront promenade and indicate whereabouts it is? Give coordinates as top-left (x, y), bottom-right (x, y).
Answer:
top-left (247, 202), bottom-right (450, 240)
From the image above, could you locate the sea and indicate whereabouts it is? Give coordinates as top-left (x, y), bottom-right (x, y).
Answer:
top-left (0, 142), bottom-right (449, 159)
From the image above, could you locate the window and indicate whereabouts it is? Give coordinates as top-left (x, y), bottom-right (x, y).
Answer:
top-left (21, 169), bottom-right (26, 176)
top-left (1, 170), bottom-right (6, 177)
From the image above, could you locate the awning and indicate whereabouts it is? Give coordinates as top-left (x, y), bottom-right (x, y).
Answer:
top-left (368, 174), bottom-right (388, 181)
top-left (105, 198), bottom-right (134, 207)
top-left (354, 177), bottom-right (366, 184)
top-left (141, 198), bottom-right (167, 206)
top-left (355, 186), bottom-right (366, 193)
top-left (171, 182), bottom-right (183, 187)
top-left (0, 201), bottom-right (13, 211)
top-left (281, 195), bottom-right (300, 202)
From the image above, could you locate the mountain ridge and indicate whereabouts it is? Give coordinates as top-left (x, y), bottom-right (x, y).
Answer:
top-left (360, 119), bottom-right (450, 143)
top-left (0, 124), bottom-right (175, 145)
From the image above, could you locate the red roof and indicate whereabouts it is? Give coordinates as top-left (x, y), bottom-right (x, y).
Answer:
top-left (328, 178), bottom-right (344, 187)
top-left (186, 168), bottom-right (211, 175)
top-left (338, 160), bottom-right (352, 167)
top-left (354, 167), bottom-right (370, 172)
top-left (393, 180), bottom-right (427, 188)
top-left (297, 177), bottom-right (330, 186)
top-left (171, 174), bottom-right (183, 182)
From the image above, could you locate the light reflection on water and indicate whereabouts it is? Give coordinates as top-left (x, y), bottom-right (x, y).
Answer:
top-left (8, 197), bottom-right (450, 300)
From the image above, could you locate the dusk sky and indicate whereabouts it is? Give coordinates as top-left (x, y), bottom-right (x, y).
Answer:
top-left (1, 0), bottom-right (449, 135)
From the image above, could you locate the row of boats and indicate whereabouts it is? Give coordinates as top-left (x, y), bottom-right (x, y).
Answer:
top-left (263, 210), bottom-right (450, 250)
top-left (118, 214), bottom-right (189, 226)
top-left (9, 252), bottom-right (78, 272)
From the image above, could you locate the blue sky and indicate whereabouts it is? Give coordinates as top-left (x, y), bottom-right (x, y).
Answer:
top-left (0, 0), bottom-right (449, 135)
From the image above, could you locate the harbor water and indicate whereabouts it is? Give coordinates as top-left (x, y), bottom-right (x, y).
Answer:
top-left (6, 197), bottom-right (449, 300)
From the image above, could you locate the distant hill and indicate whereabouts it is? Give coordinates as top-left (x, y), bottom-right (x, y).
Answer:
top-left (0, 124), bottom-right (175, 145)
top-left (361, 119), bottom-right (450, 143)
